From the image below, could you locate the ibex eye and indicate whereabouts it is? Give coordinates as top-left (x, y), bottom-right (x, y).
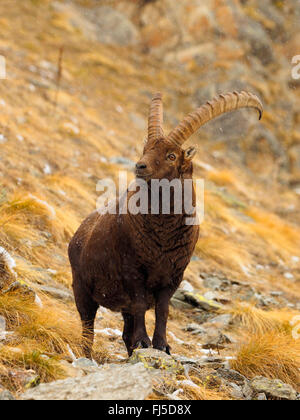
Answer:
top-left (168, 153), bottom-right (176, 161)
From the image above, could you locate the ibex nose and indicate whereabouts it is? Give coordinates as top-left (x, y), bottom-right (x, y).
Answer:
top-left (136, 162), bottom-right (147, 170)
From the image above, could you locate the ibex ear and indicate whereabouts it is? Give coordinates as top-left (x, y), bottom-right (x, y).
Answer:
top-left (184, 146), bottom-right (197, 161)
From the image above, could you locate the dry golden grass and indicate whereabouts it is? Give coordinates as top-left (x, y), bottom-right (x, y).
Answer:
top-left (0, 0), bottom-right (299, 400)
top-left (231, 332), bottom-right (300, 391)
top-left (0, 293), bottom-right (82, 356)
top-left (246, 207), bottom-right (300, 260)
top-left (228, 302), bottom-right (298, 335)
top-left (207, 170), bottom-right (236, 186)
top-left (177, 374), bottom-right (230, 400)
top-left (149, 373), bottom-right (230, 400)
top-left (0, 345), bottom-right (66, 391)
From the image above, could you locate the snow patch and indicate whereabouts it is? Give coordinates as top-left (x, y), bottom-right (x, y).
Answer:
top-left (95, 328), bottom-right (122, 337)
top-left (168, 331), bottom-right (185, 345)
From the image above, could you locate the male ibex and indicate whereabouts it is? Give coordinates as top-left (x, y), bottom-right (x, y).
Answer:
top-left (69, 91), bottom-right (263, 357)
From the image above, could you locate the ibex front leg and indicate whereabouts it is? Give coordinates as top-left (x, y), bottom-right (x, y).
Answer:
top-left (152, 288), bottom-right (172, 354)
top-left (130, 307), bottom-right (151, 356)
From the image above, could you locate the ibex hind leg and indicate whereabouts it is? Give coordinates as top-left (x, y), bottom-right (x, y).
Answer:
top-left (122, 312), bottom-right (134, 356)
top-left (72, 275), bottom-right (99, 359)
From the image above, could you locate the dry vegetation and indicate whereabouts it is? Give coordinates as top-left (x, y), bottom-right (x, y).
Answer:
top-left (0, 0), bottom-right (299, 399)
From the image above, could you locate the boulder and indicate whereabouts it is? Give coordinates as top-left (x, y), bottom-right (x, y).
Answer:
top-left (250, 376), bottom-right (297, 400)
top-left (216, 368), bottom-right (247, 386)
top-left (52, 3), bottom-right (139, 46)
top-left (84, 6), bottom-right (139, 46)
top-left (129, 348), bottom-right (183, 374)
top-left (21, 363), bottom-right (153, 400)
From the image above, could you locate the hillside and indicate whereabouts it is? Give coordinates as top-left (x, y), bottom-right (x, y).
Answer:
top-left (0, 0), bottom-right (299, 400)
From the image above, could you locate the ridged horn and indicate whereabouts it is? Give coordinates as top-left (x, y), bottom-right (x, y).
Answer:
top-left (167, 91), bottom-right (263, 146)
top-left (148, 92), bottom-right (164, 141)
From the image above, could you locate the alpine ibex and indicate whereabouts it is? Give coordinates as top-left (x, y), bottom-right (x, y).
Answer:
top-left (68, 91), bottom-right (263, 357)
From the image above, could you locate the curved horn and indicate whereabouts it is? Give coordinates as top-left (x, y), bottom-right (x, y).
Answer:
top-left (167, 91), bottom-right (263, 146)
top-left (148, 92), bottom-right (164, 141)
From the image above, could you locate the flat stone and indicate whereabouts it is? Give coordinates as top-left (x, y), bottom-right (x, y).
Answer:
top-left (216, 368), bottom-right (247, 385)
top-left (184, 292), bottom-right (223, 311)
top-left (21, 363), bottom-right (153, 400)
top-left (72, 358), bottom-right (99, 374)
top-left (209, 313), bottom-right (233, 328)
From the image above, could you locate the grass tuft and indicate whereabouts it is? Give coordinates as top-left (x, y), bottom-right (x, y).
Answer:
top-left (231, 332), bottom-right (300, 390)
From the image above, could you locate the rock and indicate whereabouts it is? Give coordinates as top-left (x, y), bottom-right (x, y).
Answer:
top-left (53, 3), bottom-right (139, 46)
top-left (21, 363), bottom-right (153, 400)
top-left (170, 290), bottom-right (194, 310)
top-left (203, 291), bottom-right (231, 305)
top-left (255, 293), bottom-right (279, 308)
top-left (248, 127), bottom-right (285, 159)
top-left (172, 355), bottom-right (200, 366)
top-left (197, 356), bottom-right (227, 370)
top-left (215, 368), bottom-right (254, 399)
top-left (58, 360), bottom-right (84, 379)
top-left (209, 313), bottom-right (233, 328)
top-left (35, 284), bottom-right (73, 302)
top-left (250, 376), bottom-right (297, 400)
top-left (228, 382), bottom-right (244, 399)
top-left (257, 393), bottom-right (267, 400)
top-left (202, 275), bottom-right (227, 291)
top-left (216, 368), bottom-right (247, 386)
top-left (109, 156), bottom-right (136, 169)
top-left (196, 367), bottom-right (222, 388)
top-left (201, 332), bottom-right (232, 350)
top-left (184, 323), bottom-right (207, 335)
top-left (165, 43), bottom-right (216, 67)
top-left (256, 0), bottom-right (286, 40)
top-left (184, 292), bottom-right (223, 311)
top-left (0, 315), bottom-right (6, 332)
top-left (180, 280), bottom-right (194, 293)
top-left (242, 381), bottom-right (254, 400)
top-left (84, 6), bottom-right (139, 46)
top-left (186, 321), bottom-right (233, 350)
top-left (72, 358), bottom-right (99, 374)
top-left (129, 348), bottom-right (183, 374)
top-left (238, 19), bottom-right (274, 66)
top-left (0, 389), bottom-right (15, 400)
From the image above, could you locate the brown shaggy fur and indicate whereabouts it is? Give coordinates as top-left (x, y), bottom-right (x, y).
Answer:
top-left (68, 137), bottom-right (199, 357)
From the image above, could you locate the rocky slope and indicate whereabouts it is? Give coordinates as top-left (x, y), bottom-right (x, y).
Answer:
top-left (0, 0), bottom-right (299, 400)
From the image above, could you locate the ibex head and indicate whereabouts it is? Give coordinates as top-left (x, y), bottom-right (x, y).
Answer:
top-left (136, 91), bottom-right (263, 181)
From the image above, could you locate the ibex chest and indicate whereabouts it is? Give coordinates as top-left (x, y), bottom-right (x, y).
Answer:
top-left (135, 221), bottom-right (197, 275)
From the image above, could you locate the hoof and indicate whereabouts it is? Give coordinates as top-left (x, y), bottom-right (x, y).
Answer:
top-left (130, 337), bottom-right (151, 354)
top-left (153, 344), bottom-right (171, 355)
